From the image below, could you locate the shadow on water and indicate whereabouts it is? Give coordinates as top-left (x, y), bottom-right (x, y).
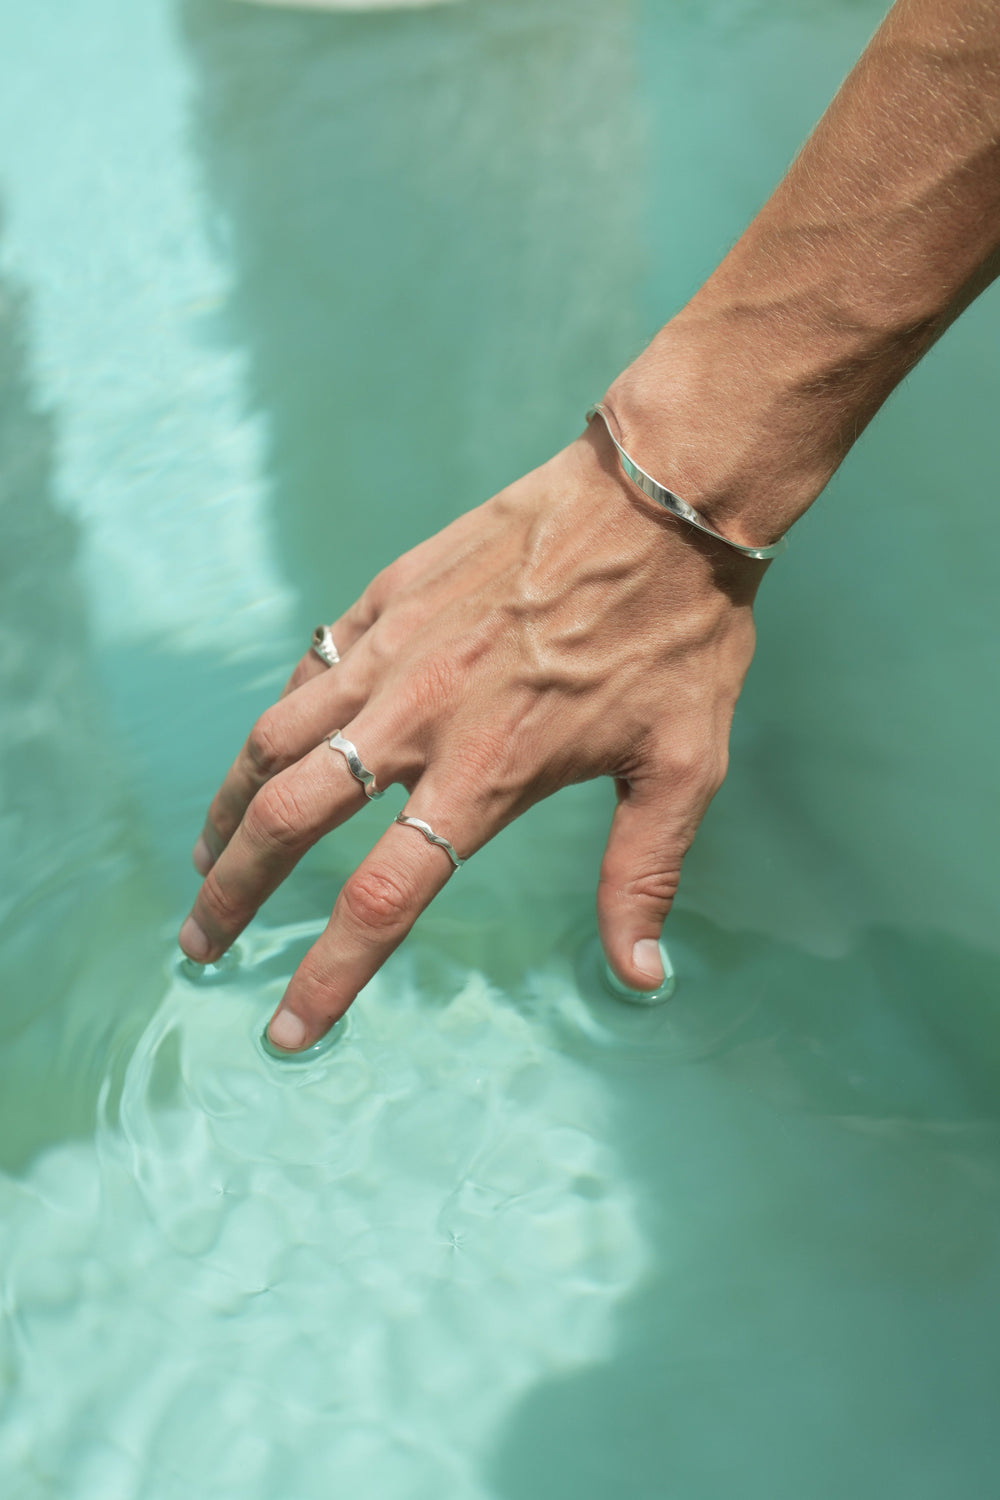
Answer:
top-left (175, 0), bottom-right (642, 629)
top-left (487, 915), bottom-right (1000, 1500)
top-left (0, 247), bottom-right (166, 1171)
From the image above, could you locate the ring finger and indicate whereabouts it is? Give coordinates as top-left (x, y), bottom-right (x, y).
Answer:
top-left (195, 663), bottom-right (372, 870)
top-left (183, 710), bottom-right (407, 961)
top-left (194, 594), bottom-right (387, 868)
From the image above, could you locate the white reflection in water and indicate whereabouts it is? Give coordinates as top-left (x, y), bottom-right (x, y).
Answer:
top-left (0, 922), bottom-right (646, 1498)
top-left (0, 0), bottom-right (293, 658)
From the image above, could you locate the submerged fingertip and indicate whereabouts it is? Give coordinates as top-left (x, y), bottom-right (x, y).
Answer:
top-left (598, 937), bottom-right (676, 1007)
top-left (267, 1008), bottom-right (308, 1052)
top-left (179, 916), bottom-right (211, 963)
top-left (632, 938), bottom-right (664, 986)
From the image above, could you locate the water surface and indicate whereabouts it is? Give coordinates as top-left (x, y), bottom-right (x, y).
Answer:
top-left (0, 1), bottom-right (998, 1496)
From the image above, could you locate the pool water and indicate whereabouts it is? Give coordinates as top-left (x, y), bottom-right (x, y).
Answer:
top-left (1, 1), bottom-right (998, 1496)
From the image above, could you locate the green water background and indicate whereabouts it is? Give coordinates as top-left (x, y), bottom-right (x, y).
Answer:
top-left (0, 0), bottom-right (998, 1495)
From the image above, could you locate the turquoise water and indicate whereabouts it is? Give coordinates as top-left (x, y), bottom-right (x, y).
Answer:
top-left (1, 0), bottom-right (999, 1495)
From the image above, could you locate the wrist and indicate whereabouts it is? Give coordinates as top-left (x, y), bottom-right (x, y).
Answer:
top-left (605, 273), bottom-right (934, 549)
top-left (603, 320), bottom-right (826, 551)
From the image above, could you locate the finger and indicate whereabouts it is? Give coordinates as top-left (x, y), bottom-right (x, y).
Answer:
top-left (279, 593), bottom-right (377, 699)
top-left (195, 567), bottom-right (403, 872)
top-left (265, 800), bottom-right (486, 1052)
top-left (596, 773), bottom-right (709, 992)
top-left (278, 650), bottom-right (331, 701)
top-left (181, 710), bottom-right (405, 963)
top-left (195, 590), bottom-right (390, 871)
top-left (195, 660), bottom-right (372, 871)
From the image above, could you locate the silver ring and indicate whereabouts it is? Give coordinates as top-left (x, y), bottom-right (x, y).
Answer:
top-left (311, 625), bottom-right (340, 667)
top-left (327, 730), bottom-right (385, 800)
top-left (394, 813), bottom-right (465, 870)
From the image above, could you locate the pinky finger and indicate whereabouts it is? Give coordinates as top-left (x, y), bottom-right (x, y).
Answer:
top-left (279, 592), bottom-right (382, 698)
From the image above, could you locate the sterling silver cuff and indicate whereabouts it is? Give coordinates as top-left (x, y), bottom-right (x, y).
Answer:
top-left (586, 403), bottom-right (787, 562)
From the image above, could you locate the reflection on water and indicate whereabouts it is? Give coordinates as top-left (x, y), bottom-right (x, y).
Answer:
top-left (0, 0), bottom-right (292, 660)
top-left (0, 924), bottom-right (646, 1496)
top-left (175, 0), bottom-right (642, 614)
top-left (2, 906), bottom-right (998, 1497)
top-left (0, 0), bottom-right (998, 1496)
top-left (0, 257), bottom-right (165, 1173)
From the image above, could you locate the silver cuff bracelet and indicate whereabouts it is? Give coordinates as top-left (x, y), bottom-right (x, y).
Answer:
top-left (586, 403), bottom-right (787, 562)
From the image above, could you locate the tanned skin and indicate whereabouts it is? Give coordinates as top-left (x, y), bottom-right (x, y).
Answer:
top-left (178, 0), bottom-right (1000, 1052)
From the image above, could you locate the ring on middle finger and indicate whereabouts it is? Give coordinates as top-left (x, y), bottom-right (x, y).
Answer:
top-left (327, 730), bottom-right (385, 800)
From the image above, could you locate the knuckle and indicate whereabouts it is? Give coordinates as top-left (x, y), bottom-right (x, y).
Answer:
top-left (452, 728), bottom-right (523, 809)
top-left (351, 575), bottom-right (388, 628)
top-left (365, 614), bottom-right (403, 668)
top-left (246, 779), bottom-right (310, 852)
top-left (705, 750), bottom-right (729, 798)
top-left (341, 867), bottom-right (414, 935)
top-left (661, 743), bottom-right (704, 788)
top-left (598, 865), bottom-right (682, 922)
top-left (372, 558), bottom-right (405, 598)
top-left (415, 653), bottom-right (458, 707)
top-left (656, 738), bottom-right (727, 803)
top-left (245, 712), bottom-right (288, 779)
top-left (456, 724), bottom-right (508, 778)
top-left (618, 869), bottom-right (683, 910)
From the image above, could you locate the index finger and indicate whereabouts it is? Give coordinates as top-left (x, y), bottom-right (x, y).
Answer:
top-left (265, 806), bottom-right (479, 1052)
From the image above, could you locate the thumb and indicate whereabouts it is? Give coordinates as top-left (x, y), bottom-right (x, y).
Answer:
top-left (596, 777), bottom-right (701, 992)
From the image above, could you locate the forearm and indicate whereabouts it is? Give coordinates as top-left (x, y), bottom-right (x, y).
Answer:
top-left (607, 0), bottom-right (1000, 548)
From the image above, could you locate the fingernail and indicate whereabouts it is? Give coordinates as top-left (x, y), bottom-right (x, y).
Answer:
top-left (192, 836), bottom-right (214, 876)
top-left (267, 1008), bottom-right (308, 1052)
top-left (632, 939), bottom-right (664, 986)
top-left (179, 916), bottom-right (211, 962)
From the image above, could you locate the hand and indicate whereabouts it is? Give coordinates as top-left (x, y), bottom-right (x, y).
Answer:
top-left (179, 420), bottom-right (761, 1051)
